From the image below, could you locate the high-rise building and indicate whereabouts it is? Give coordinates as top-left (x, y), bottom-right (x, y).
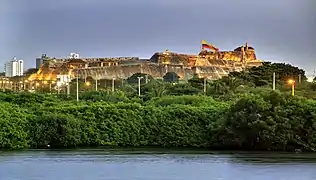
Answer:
top-left (4, 57), bottom-right (24, 77)
top-left (36, 54), bottom-right (47, 69)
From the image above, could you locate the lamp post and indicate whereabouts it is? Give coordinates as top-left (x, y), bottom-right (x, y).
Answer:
top-left (288, 79), bottom-right (295, 96)
top-left (298, 74), bottom-right (301, 84)
top-left (137, 76), bottom-right (143, 96)
top-left (145, 75), bottom-right (148, 84)
top-left (203, 77), bottom-right (207, 96)
top-left (76, 70), bottom-right (79, 101)
top-left (95, 79), bottom-right (98, 91)
top-left (112, 78), bottom-right (115, 92)
top-left (272, 72), bottom-right (276, 90)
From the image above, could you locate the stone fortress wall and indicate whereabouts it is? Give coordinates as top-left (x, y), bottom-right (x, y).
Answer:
top-left (28, 42), bottom-right (263, 81)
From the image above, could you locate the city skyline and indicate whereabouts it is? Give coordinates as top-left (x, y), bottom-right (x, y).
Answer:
top-left (1, 0), bottom-right (315, 73)
top-left (4, 57), bottom-right (24, 77)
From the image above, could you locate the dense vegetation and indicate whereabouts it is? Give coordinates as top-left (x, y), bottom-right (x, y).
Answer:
top-left (1, 62), bottom-right (316, 151)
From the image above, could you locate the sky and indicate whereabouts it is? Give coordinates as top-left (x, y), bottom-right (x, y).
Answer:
top-left (1, 0), bottom-right (315, 74)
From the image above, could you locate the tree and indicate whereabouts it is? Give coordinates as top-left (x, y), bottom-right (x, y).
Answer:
top-left (166, 84), bottom-right (200, 96)
top-left (127, 73), bottom-right (153, 84)
top-left (144, 81), bottom-right (168, 98)
top-left (208, 80), bottom-right (227, 95)
top-left (227, 62), bottom-right (307, 87)
top-left (221, 76), bottom-right (243, 92)
top-left (188, 74), bottom-right (204, 89)
top-left (163, 72), bottom-right (180, 83)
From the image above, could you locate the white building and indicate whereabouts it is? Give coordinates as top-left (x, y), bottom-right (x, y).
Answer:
top-left (69, 53), bottom-right (80, 59)
top-left (4, 57), bottom-right (24, 77)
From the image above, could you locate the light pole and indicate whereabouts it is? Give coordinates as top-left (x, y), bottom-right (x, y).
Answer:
top-left (298, 74), bottom-right (301, 84)
top-left (138, 76), bottom-right (143, 96)
top-left (288, 79), bottom-right (295, 96)
top-left (95, 79), bottom-right (98, 91)
top-left (112, 78), bottom-right (115, 92)
top-left (203, 77), bottom-right (207, 96)
top-left (76, 70), bottom-right (79, 101)
top-left (272, 72), bottom-right (276, 90)
top-left (145, 75), bottom-right (148, 84)
top-left (49, 81), bottom-right (52, 93)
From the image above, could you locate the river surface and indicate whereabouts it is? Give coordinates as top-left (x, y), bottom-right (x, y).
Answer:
top-left (0, 149), bottom-right (316, 180)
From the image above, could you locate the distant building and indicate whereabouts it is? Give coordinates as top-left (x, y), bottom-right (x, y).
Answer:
top-left (36, 54), bottom-right (48, 69)
top-left (69, 53), bottom-right (80, 59)
top-left (4, 57), bottom-right (24, 77)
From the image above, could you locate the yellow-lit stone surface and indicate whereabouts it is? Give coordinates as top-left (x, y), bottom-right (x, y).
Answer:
top-left (28, 44), bottom-right (263, 81)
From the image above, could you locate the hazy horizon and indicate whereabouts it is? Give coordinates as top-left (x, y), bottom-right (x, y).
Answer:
top-left (1, 0), bottom-right (315, 74)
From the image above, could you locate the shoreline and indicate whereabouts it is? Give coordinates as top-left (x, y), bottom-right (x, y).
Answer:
top-left (0, 146), bottom-right (310, 153)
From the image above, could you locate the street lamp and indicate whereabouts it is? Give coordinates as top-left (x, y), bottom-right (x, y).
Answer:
top-left (76, 70), bottom-right (79, 102)
top-left (137, 76), bottom-right (143, 96)
top-left (203, 78), bottom-right (207, 96)
top-left (288, 79), bottom-right (295, 96)
top-left (112, 78), bottom-right (115, 92)
top-left (95, 79), bottom-right (98, 91)
top-left (85, 81), bottom-right (91, 86)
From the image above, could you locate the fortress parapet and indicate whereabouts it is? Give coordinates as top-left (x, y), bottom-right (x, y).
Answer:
top-left (28, 42), bottom-right (263, 81)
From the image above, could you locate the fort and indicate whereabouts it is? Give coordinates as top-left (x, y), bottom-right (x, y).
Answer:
top-left (28, 41), bottom-right (263, 82)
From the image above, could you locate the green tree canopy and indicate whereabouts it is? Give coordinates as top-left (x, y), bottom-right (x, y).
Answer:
top-left (227, 62), bottom-right (307, 87)
top-left (127, 73), bottom-right (153, 84)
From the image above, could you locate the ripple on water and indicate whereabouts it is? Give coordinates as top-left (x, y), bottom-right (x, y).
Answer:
top-left (0, 150), bottom-right (316, 180)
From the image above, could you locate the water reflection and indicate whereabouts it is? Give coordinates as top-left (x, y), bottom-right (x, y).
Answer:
top-left (1, 149), bottom-right (316, 164)
top-left (0, 149), bottom-right (316, 180)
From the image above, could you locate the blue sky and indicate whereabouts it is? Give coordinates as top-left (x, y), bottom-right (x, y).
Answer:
top-left (1, 0), bottom-right (315, 74)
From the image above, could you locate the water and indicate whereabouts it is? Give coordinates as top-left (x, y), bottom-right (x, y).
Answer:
top-left (0, 149), bottom-right (316, 180)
